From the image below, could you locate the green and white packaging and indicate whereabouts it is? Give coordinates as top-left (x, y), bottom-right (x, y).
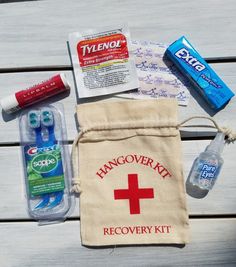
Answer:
top-left (19, 103), bottom-right (73, 223)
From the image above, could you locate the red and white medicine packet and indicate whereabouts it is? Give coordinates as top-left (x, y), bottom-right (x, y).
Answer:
top-left (69, 25), bottom-right (139, 98)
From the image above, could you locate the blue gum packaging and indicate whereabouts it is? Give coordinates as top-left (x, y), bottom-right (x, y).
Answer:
top-left (166, 36), bottom-right (234, 110)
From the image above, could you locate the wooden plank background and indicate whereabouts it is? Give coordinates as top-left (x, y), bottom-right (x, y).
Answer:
top-left (0, 0), bottom-right (236, 266)
top-left (1, 219), bottom-right (236, 267)
top-left (0, 0), bottom-right (236, 69)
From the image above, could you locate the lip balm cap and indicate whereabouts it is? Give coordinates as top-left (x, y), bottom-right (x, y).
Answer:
top-left (0, 94), bottom-right (19, 113)
top-left (60, 73), bottom-right (71, 90)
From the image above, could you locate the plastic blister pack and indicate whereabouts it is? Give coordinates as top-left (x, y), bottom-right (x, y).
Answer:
top-left (19, 103), bottom-right (72, 223)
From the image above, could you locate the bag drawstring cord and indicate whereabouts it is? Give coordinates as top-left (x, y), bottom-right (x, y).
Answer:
top-left (71, 130), bottom-right (84, 193)
top-left (178, 116), bottom-right (236, 142)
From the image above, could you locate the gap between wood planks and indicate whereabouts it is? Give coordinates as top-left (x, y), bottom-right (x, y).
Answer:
top-left (0, 57), bottom-right (236, 74)
top-left (0, 135), bottom-right (219, 147)
top-left (0, 0), bottom-right (38, 4)
top-left (1, 214), bottom-right (236, 223)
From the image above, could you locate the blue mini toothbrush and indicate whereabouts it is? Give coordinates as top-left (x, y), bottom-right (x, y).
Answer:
top-left (40, 108), bottom-right (64, 209)
top-left (28, 110), bottom-right (50, 209)
top-left (28, 110), bottom-right (42, 146)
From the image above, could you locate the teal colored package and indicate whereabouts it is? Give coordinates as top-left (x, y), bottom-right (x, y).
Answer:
top-left (166, 36), bottom-right (234, 110)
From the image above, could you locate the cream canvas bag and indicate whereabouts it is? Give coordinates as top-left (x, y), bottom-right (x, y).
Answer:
top-left (71, 99), bottom-right (192, 246)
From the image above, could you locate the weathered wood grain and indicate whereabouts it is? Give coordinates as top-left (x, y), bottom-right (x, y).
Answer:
top-left (0, 0), bottom-right (236, 68)
top-left (0, 1), bottom-right (235, 266)
top-left (0, 219), bottom-right (236, 267)
top-left (0, 140), bottom-right (235, 219)
top-left (0, 64), bottom-right (236, 143)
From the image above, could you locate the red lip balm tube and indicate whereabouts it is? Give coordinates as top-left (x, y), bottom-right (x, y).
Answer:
top-left (0, 73), bottom-right (70, 113)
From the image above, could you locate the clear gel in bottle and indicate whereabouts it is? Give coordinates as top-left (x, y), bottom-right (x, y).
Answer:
top-left (189, 132), bottom-right (224, 190)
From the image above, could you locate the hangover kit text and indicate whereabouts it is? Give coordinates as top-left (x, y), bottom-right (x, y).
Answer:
top-left (96, 154), bottom-right (172, 179)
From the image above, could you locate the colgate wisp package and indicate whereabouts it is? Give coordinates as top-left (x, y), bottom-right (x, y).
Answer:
top-left (69, 25), bottom-right (139, 98)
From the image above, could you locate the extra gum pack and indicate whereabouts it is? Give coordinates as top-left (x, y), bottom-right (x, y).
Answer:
top-left (166, 36), bottom-right (234, 110)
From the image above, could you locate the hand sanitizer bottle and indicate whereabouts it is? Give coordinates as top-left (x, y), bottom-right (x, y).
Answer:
top-left (189, 132), bottom-right (224, 190)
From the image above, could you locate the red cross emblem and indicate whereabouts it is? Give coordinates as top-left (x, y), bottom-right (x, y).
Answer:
top-left (114, 174), bottom-right (154, 215)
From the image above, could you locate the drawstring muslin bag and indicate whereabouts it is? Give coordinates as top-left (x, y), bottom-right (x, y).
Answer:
top-left (71, 99), bottom-right (236, 246)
